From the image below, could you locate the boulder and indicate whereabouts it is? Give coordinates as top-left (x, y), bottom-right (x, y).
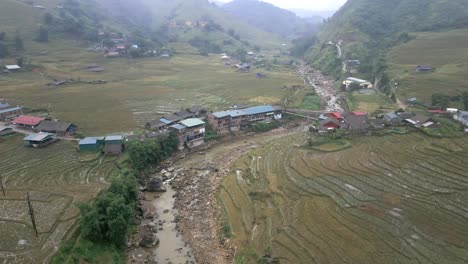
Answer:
top-left (167, 167), bottom-right (175, 172)
top-left (139, 232), bottom-right (160, 248)
top-left (147, 177), bottom-right (166, 192)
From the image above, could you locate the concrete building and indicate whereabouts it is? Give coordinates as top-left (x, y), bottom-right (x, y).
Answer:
top-left (343, 77), bottom-right (373, 90)
top-left (35, 121), bottom-right (77, 136)
top-left (0, 106), bottom-right (23, 120)
top-left (0, 126), bottom-right (14, 136)
top-left (180, 118), bottom-right (205, 149)
top-left (208, 105), bottom-right (282, 134)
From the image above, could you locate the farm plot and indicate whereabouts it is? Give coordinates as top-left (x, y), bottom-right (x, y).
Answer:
top-left (218, 133), bottom-right (468, 263)
top-left (0, 44), bottom-right (301, 134)
top-left (0, 135), bottom-right (118, 263)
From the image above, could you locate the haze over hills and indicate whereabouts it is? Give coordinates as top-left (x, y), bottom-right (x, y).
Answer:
top-left (304, 0), bottom-right (468, 92)
top-left (222, 0), bottom-right (318, 38)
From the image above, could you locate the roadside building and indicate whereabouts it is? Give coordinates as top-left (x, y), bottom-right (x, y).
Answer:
top-left (174, 110), bottom-right (196, 120)
top-left (383, 112), bottom-right (402, 126)
top-left (160, 114), bottom-right (183, 126)
top-left (343, 77), bottom-right (373, 90)
top-left (5, 65), bottom-right (21, 71)
top-left (79, 137), bottom-right (105, 152)
top-left (327, 112), bottom-right (344, 121)
top-left (169, 124), bottom-right (187, 150)
top-left (0, 126), bottom-right (14, 136)
top-left (23, 133), bottom-right (57, 147)
top-left (454, 111), bottom-right (468, 126)
top-left (180, 118), bottom-right (205, 149)
top-left (104, 135), bottom-right (124, 155)
top-left (0, 106), bottom-right (23, 120)
top-left (208, 105), bottom-right (282, 134)
top-left (146, 120), bottom-right (168, 131)
top-left (404, 113), bottom-right (431, 127)
top-left (0, 102), bottom-right (11, 110)
top-left (34, 120), bottom-right (77, 136)
top-left (320, 118), bottom-right (341, 129)
top-left (12, 116), bottom-right (45, 130)
top-left (344, 112), bottom-right (369, 132)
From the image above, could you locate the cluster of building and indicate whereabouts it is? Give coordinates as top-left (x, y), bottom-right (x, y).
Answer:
top-left (79, 135), bottom-right (125, 155)
top-left (207, 105), bottom-right (282, 134)
top-left (314, 107), bottom-right (468, 135)
top-left (0, 102), bottom-right (23, 120)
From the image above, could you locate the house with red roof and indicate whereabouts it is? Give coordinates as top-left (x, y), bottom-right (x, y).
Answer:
top-left (12, 116), bottom-right (45, 130)
top-left (327, 112), bottom-right (344, 120)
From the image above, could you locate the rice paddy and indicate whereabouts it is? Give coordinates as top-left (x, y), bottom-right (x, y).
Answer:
top-left (0, 135), bottom-right (118, 263)
top-left (218, 132), bottom-right (468, 263)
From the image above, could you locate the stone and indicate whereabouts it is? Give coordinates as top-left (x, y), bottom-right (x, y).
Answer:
top-left (167, 167), bottom-right (175, 172)
top-left (147, 177), bottom-right (167, 192)
top-left (139, 232), bottom-right (160, 248)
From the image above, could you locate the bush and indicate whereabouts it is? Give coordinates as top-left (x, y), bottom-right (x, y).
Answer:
top-left (249, 121), bottom-right (280, 132)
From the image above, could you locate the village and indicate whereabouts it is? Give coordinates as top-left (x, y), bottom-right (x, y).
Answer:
top-left (1, 88), bottom-right (468, 155)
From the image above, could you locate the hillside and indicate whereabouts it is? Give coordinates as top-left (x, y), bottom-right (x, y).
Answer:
top-left (388, 28), bottom-right (468, 105)
top-left (222, 0), bottom-right (316, 38)
top-left (305, 0), bottom-right (468, 88)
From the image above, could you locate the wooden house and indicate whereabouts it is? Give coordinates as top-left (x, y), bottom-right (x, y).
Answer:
top-left (12, 116), bottom-right (45, 130)
top-left (0, 106), bottom-right (23, 120)
top-left (104, 135), bottom-right (124, 155)
top-left (0, 126), bottom-right (14, 136)
top-left (79, 137), bottom-right (105, 152)
top-left (23, 133), bottom-right (57, 147)
top-left (35, 120), bottom-right (77, 136)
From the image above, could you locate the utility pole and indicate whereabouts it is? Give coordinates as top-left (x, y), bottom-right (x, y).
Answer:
top-left (27, 192), bottom-right (39, 237)
top-left (0, 174), bottom-right (5, 197)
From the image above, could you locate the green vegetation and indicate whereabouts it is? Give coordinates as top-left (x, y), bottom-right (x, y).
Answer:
top-left (125, 133), bottom-right (179, 173)
top-left (309, 138), bottom-right (352, 152)
top-left (348, 91), bottom-right (394, 113)
top-left (249, 121), bottom-right (281, 133)
top-left (422, 116), bottom-right (464, 138)
top-left (389, 29), bottom-right (468, 104)
top-left (223, 0), bottom-right (314, 38)
top-left (299, 92), bottom-right (321, 110)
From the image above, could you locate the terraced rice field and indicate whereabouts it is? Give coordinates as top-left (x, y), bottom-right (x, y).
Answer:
top-left (0, 135), bottom-right (118, 263)
top-left (218, 133), bottom-right (468, 263)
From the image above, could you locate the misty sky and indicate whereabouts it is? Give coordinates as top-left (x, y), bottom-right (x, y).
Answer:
top-left (216, 0), bottom-right (347, 10)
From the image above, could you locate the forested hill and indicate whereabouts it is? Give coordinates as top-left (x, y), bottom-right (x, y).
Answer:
top-left (304, 0), bottom-right (468, 89)
top-left (222, 0), bottom-right (317, 38)
top-left (319, 0), bottom-right (468, 41)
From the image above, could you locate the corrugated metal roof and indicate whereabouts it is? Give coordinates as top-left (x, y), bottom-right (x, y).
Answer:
top-left (80, 137), bottom-right (97, 145)
top-left (0, 125), bottom-right (12, 132)
top-left (170, 124), bottom-right (186, 130)
top-left (0, 103), bottom-right (11, 108)
top-left (5, 65), bottom-right (20, 70)
top-left (13, 116), bottom-right (45, 126)
top-left (24, 133), bottom-right (53, 141)
top-left (105, 135), bottom-right (123, 141)
top-left (180, 118), bottom-right (205, 128)
top-left (212, 110), bottom-right (246, 118)
top-left (242, 105), bottom-right (275, 115)
top-left (0, 107), bottom-right (21, 114)
top-left (160, 118), bottom-right (173, 124)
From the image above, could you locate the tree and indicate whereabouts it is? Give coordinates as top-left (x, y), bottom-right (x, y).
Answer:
top-left (462, 92), bottom-right (468, 111)
top-left (432, 93), bottom-right (451, 109)
top-left (14, 35), bottom-right (23, 51)
top-left (16, 57), bottom-right (24, 67)
top-left (102, 39), bottom-right (114, 48)
top-left (0, 42), bottom-right (7, 58)
top-left (37, 26), bottom-right (49, 42)
top-left (43, 13), bottom-right (53, 25)
top-left (129, 48), bottom-right (140, 58)
top-left (0, 32), bottom-right (5, 41)
top-left (79, 206), bottom-right (103, 242)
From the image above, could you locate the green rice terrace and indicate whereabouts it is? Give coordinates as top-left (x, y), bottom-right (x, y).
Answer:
top-left (0, 135), bottom-right (117, 263)
top-left (218, 132), bottom-right (468, 263)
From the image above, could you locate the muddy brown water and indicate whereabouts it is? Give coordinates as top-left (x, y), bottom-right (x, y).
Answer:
top-left (149, 184), bottom-right (196, 264)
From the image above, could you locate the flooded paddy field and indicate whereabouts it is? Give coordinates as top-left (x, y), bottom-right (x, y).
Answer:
top-left (218, 133), bottom-right (468, 263)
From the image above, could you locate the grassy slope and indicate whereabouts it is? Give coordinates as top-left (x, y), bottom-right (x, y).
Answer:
top-left (388, 28), bottom-right (468, 104)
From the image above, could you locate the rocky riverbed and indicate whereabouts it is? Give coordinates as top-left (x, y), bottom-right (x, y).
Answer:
top-left (297, 63), bottom-right (345, 112)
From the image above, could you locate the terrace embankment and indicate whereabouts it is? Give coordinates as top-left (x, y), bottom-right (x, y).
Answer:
top-left (217, 132), bottom-right (468, 263)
